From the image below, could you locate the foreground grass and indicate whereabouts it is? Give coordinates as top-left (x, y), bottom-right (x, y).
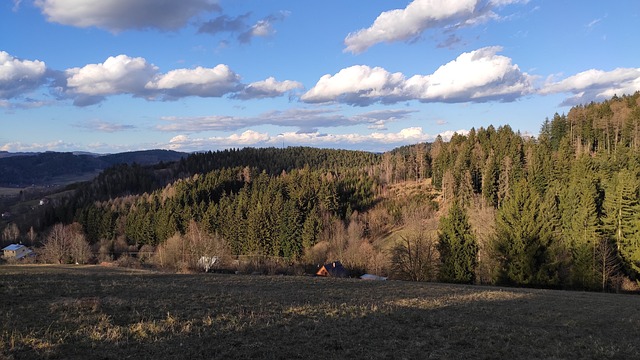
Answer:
top-left (1, 265), bottom-right (638, 359)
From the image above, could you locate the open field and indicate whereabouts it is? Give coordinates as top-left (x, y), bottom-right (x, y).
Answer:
top-left (1, 265), bottom-right (639, 359)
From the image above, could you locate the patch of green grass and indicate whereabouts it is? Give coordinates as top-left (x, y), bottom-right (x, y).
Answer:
top-left (1, 265), bottom-right (639, 359)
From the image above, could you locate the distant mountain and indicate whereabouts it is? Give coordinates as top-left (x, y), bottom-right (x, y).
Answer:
top-left (0, 150), bottom-right (187, 186)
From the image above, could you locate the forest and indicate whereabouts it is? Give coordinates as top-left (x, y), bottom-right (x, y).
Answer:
top-left (3, 92), bottom-right (640, 292)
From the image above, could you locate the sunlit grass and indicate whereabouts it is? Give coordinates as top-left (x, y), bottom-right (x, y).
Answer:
top-left (1, 265), bottom-right (639, 359)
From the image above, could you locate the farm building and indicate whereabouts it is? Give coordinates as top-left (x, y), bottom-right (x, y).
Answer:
top-left (316, 261), bottom-right (348, 277)
top-left (2, 244), bottom-right (33, 260)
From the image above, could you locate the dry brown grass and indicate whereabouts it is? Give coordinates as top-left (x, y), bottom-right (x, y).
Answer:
top-left (1, 265), bottom-right (639, 359)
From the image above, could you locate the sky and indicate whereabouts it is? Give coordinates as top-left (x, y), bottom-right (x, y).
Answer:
top-left (1, 0), bottom-right (639, 154)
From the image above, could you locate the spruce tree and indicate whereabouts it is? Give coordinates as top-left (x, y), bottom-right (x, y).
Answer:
top-left (494, 179), bottom-right (556, 286)
top-left (602, 169), bottom-right (640, 273)
top-left (438, 201), bottom-right (478, 284)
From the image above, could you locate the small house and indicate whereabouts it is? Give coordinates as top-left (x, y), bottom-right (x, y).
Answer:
top-left (316, 261), bottom-right (348, 277)
top-left (2, 244), bottom-right (33, 260)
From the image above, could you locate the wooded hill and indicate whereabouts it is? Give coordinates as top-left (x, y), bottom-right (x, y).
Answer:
top-left (0, 149), bottom-right (186, 186)
top-left (4, 92), bottom-right (640, 292)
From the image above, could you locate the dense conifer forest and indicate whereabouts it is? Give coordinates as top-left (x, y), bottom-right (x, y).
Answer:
top-left (3, 92), bottom-right (640, 292)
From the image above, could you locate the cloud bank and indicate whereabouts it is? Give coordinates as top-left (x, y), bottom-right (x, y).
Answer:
top-left (541, 68), bottom-right (640, 106)
top-left (3, 49), bottom-right (640, 110)
top-left (158, 108), bottom-right (416, 133)
top-left (167, 127), bottom-right (467, 152)
top-left (58, 54), bottom-right (299, 105)
top-left (302, 46), bottom-right (534, 105)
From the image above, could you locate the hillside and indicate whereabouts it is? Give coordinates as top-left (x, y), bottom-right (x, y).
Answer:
top-left (3, 93), bottom-right (640, 293)
top-left (0, 149), bottom-right (187, 187)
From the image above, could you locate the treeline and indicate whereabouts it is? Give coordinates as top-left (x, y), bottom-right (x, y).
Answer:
top-left (6, 92), bottom-right (640, 292)
top-left (431, 92), bottom-right (640, 290)
top-left (39, 147), bottom-right (380, 227)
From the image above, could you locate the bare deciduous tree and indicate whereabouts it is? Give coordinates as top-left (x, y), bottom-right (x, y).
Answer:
top-left (596, 238), bottom-right (620, 292)
top-left (154, 221), bottom-right (230, 272)
top-left (391, 230), bottom-right (439, 281)
top-left (2, 223), bottom-right (20, 243)
top-left (41, 223), bottom-right (92, 264)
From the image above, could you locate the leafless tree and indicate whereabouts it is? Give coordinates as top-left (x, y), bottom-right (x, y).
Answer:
top-left (41, 223), bottom-right (92, 264)
top-left (2, 223), bottom-right (20, 243)
top-left (391, 230), bottom-right (439, 281)
top-left (596, 238), bottom-right (621, 292)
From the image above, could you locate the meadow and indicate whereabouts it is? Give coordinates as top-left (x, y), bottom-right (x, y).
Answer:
top-left (1, 265), bottom-right (638, 359)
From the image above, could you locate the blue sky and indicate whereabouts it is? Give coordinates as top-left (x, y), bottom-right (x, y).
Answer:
top-left (1, 0), bottom-right (639, 153)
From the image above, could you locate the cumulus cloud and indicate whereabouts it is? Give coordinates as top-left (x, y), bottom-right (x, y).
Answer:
top-left (34, 0), bottom-right (219, 32)
top-left (145, 65), bottom-right (242, 99)
top-left (232, 77), bottom-right (303, 100)
top-left (166, 127), bottom-right (467, 152)
top-left (541, 68), bottom-right (640, 106)
top-left (65, 55), bottom-right (158, 104)
top-left (344, 0), bottom-right (528, 53)
top-left (300, 65), bottom-right (407, 105)
top-left (157, 108), bottom-right (416, 133)
top-left (0, 51), bottom-right (48, 99)
top-left (405, 46), bottom-right (533, 102)
top-left (60, 54), bottom-right (298, 104)
top-left (302, 46), bottom-right (534, 105)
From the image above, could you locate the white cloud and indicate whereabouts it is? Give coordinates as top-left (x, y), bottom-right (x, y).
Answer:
top-left (65, 55), bottom-right (157, 104)
top-left (300, 65), bottom-right (407, 105)
top-left (540, 68), bottom-right (640, 106)
top-left (145, 65), bottom-right (242, 99)
top-left (344, 0), bottom-right (528, 54)
top-left (157, 108), bottom-right (416, 133)
top-left (0, 140), bottom-right (78, 152)
top-left (168, 130), bottom-right (270, 149)
top-left (74, 119), bottom-right (136, 133)
top-left (34, 0), bottom-right (219, 32)
top-left (405, 46), bottom-right (533, 102)
top-left (166, 127), bottom-right (467, 152)
top-left (61, 55), bottom-right (297, 104)
top-left (232, 77), bottom-right (303, 100)
top-left (0, 51), bottom-right (48, 99)
top-left (302, 47), bottom-right (534, 105)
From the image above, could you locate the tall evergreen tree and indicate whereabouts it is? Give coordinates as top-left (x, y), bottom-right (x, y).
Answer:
top-left (494, 179), bottom-right (557, 286)
top-left (602, 169), bottom-right (640, 273)
top-left (438, 201), bottom-right (478, 283)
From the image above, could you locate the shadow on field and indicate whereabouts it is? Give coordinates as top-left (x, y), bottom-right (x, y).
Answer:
top-left (1, 266), bottom-right (639, 359)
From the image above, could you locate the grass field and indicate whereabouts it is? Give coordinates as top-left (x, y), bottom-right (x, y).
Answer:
top-left (1, 265), bottom-right (638, 359)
